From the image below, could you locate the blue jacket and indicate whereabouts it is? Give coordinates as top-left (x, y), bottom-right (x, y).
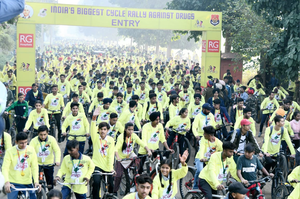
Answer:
top-left (25, 89), bottom-right (44, 107)
top-left (211, 106), bottom-right (231, 123)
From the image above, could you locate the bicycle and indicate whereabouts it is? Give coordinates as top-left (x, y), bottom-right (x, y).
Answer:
top-left (83, 103), bottom-right (90, 117)
top-left (165, 128), bottom-right (192, 169)
top-left (179, 166), bottom-right (196, 198)
top-left (38, 163), bottom-right (56, 197)
top-left (245, 176), bottom-right (271, 199)
top-left (215, 124), bottom-right (231, 142)
top-left (260, 108), bottom-right (277, 127)
top-left (10, 186), bottom-right (39, 199)
top-left (119, 154), bottom-right (148, 196)
top-left (48, 109), bottom-right (62, 139)
top-left (184, 187), bottom-right (229, 199)
top-left (274, 180), bottom-right (299, 199)
top-left (6, 113), bottom-right (20, 145)
top-left (88, 171), bottom-right (118, 199)
top-left (57, 180), bottom-right (87, 199)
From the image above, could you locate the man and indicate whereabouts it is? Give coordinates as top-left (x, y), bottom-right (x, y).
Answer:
top-left (262, 115), bottom-right (295, 172)
top-left (237, 144), bottom-right (273, 199)
top-left (95, 98), bottom-right (117, 124)
top-left (77, 85), bottom-right (91, 104)
top-left (91, 108), bottom-right (115, 198)
top-left (202, 80), bottom-right (214, 102)
top-left (224, 182), bottom-right (249, 199)
top-left (136, 81), bottom-right (149, 105)
top-left (5, 93), bottom-right (28, 133)
top-left (29, 125), bottom-right (61, 191)
top-left (119, 100), bottom-right (142, 131)
top-left (142, 93), bottom-right (163, 123)
top-left (111, 93), bottom-right (127, 116)
top-left (192, 103), bottom-right (216, 141)
top-left (25, 83), bottom-right (44, 109)
top-left (198, 141), bottom-right (239, 199)
top-left (230, 98), bottom-right (245, 129)
top-left (62, 102), bottom-right (89, 156)
top-left (3, 82), bottom-right (14, 131)
top-left (57, 74), bottom-right (71, 105)
top-left (62, 93), bottom-right (84, 120)
top-left (168, 94), bottom-right (181, 120)
top-left (123, 174), bottom-right (153, 199)
top-left (43, 85), bottom-right (64, 142)
top-left (245, 87), bottom-right (257, 120)
top-left (55, 140), bottom-right (95, 199)
top-left (188, 93), bottom-right (203, 120)
top-left (3, 69), bottom-right (17, 96)
top-left (211, 99), bottom-right (232, 139)
top-left (234, 108), bottom-right (257, 136)
top-left (124, 83), bottom-right (134, 103)
top-left (259, 92), bottom-right (279, 137)
top-left (230, 119), bottom-right (261, 162)
top-left (239, 86), bottom-right (248, 102)
top-left (3, 132), bottom-right (41, 199)
top-left (92, 81), bottom-right (108, 99)
top-left (88, 92), bottom-right (104, 115)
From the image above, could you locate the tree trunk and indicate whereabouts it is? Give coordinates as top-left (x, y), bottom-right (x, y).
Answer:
top-left (167, 42), bottom-right (172, 60)
top-left (225, 31), bottom-right (232, 53)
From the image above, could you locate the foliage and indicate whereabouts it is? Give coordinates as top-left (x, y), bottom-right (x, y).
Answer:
top-left (247, 0), bottom-right (300, 81)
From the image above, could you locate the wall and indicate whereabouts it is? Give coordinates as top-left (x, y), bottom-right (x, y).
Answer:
top-left (220, 59), bottom-right (243, 81)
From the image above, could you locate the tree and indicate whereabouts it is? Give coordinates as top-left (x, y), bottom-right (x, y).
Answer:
top-left (247, 0), bottom-right (300, 81)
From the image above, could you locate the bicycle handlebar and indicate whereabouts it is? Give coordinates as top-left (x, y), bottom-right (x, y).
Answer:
top-left (92, 170), bottom-right (115, 176)
top-left (118, 154), bottom-right (149, 162)
top-left (39, 163), bottom-right (56, 167)
top-left (247, 176), bottom-right (271, 184)
top-left (66, 134), bottom-right (88, 138)
top-left (11, 187), bottom-right (39, 191)
top-left (56, 180), bottom-right (87, 186)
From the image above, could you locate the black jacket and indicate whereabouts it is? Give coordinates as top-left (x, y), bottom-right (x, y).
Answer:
top-left (230, 129), bottom-right (260, 154)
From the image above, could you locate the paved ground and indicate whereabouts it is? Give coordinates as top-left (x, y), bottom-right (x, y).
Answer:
top-left (0, 119), bottom-right (273, 198)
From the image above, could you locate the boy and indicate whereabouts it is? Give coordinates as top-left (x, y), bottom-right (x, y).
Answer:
top-left (123, 174), bottom-right (153, 199)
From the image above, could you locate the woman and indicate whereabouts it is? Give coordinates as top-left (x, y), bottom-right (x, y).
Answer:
top-left (124, 76), bottom-right (131, 84)
top-left (290, 112), bottom-right (300, 161)
top-left (113, 123), bottom-right (152, 195)
top-left (152, 150), bottom-right (189, 199)
top-left (24, 100), bottom-right (49, 137)
top-left (166, 108), bottom-right (191, 155)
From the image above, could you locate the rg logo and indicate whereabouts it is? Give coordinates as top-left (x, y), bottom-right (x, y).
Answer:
top-left (19, 34), bottom-right (34, 48)
top-left (208, 40), bottom-right (219, 53)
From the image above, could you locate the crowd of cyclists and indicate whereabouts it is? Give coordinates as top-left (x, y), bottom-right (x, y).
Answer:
top-left (0, 43), bottom-right (300, 199)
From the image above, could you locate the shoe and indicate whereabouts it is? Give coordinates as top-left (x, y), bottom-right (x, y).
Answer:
top-left (258, 132), bottom-right (262, 137)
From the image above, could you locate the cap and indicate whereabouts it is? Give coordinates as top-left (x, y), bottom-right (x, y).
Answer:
top-left (241, 119), bottom-right (251, 126)
top-left (247, 87), bottom-right (254, 95)
top-left (228, 182), bottom-right (249, 194)
top-left (207, 80), bottom-right (213, 87)
top-left (276, 108), bottom-right (285, 117)
top-left (202, 103), bottom-right (212, 110)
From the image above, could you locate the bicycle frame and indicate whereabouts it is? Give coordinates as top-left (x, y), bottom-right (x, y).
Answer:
top-left (91, 171), bottom-right (115, 198)
top-left (11, 187), bottom-right (39, 198)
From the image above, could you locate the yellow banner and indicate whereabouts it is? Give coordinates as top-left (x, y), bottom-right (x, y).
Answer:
top-left (18, 2), bottom-right (222, 31)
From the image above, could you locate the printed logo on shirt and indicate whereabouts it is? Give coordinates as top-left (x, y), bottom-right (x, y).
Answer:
top-left (158, 94), bottom-right (163, 102)
top-left (116, 105), bottom-right (123, 114)
top-left (192, 107), bottom-right (201, 116)
top-left (215, 113), bottom-right (221, 122)
top-left (148, 106), bottom-right (157, 115)
top-left (217, 165), bottom-right (228, 181)
top-left (162, 185), bottom-right (173, 199)
top-left (15, 154), bottom-right (29, 171)
top-left (36, 116), bottom-right (45, 126)
top-left (205, 146), bottom-right (216, 159)
top-left (61, 85), bottom-right (66, 92)
top-left (79, 97), bottom-right (84, 104)
top-left (129, 115), bottom-right (135, 124)
top-left (184, 94), bottom-right (189, 103)
top-left (140, 92), bottom-right (146, 100)
top-left (99, 143), bottom-right (109, 157)
top-left (271, 132), bottom-right (281, 145)
top-left (100, 112), bottom-right (110, 121)
top-left (122, 141), bottom-right (133, 155)
top-left (38, 144), bottom-right (50, 158)
top-left (149, 131), bottom-right (160, 143)
top-left (176, 123), bottom-right (187, 132)
top-left (71, 163), bottom-right (84, 179)
top-left (108, 129), bottom-right (116, 138)
top-left (267, 102), bottom-right (274, 110)
top-left (51, 98), bottom-right (59, 106)
top-left (72, 118), bottom-right (82, 130)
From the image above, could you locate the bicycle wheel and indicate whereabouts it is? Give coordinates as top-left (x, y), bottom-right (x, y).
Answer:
top-left (184, 191), bottom-right (204, 199)
top-left (36, 188), bottom-right (47, 199)
top-left (180, 167), bottom-right (196, 198)
top-left (274, 184), bottom-right (289, 199)
top-left (88, 176), bottom-right (94, 199)
top-left (171, 144), bottom-right (180, 169)
top-left (119, 168), bottom-right (134, 196)
top-left (50, 123), bottom-right (56, 139)
top-left (183, 137), bottom-right (192, 163)
top-left (279, 155), bottom-right (288, 179)
top-left (103, 195), bottom-right (118, 199)
top-left (272, 176), bottom-right (285, 198)
top-left (9, 127), bottom-right (16, 146)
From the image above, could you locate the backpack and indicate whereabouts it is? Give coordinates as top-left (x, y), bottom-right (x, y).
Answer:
top-left (146, 101), bottom-right (158, 112)
top-left (269, 126), bottom-right (284, 140)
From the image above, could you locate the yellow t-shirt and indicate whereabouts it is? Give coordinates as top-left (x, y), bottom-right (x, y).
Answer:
top-left (25, 108), bottom-right (50, 130)
top-left (195, 137), bottom-right (223, 160)
top-left (43, 93), bottom-right (64, 114)
top-left (62, 113), bottom-right (90, 142)
top-left (165, 116), bottom-right (191, 135)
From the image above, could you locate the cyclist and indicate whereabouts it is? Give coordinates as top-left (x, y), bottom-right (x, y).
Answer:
top-left (262, 115), bottom-right (296, 172)
top-left (207, 88), bottom-right (225, 107)
top-left (62, 102), bottom-right (89, 156)
top-left (288, 165), bottom-right (300, 198)
top-left (88, 92), bottom-right (104, 115)
top-left (111, 92), bottom-right (127, 116)
top-left (230, 119), bottom-right (261, 163)
top-left (165, 108), bottom-right (190, 155)
top-left (29, 125), bottom-right (61, 191)
top-left (168, 94), bottom-right (181, 120)
top-left (24, 100), bottom-right (50, 137)
top-left (224, 182), bottom-right (249, 199)
top-left (113, 123), bottom-right (152, 195)
top-left (4, 92), bottom-right (28, 133)
top-left (95, 98), bottom-right (117, 124)
top-left (25, 83), bottom-right (44, 114)
top-left (55, 140), bottom-right (95, 199)
top-left (211, 99), bottom-right (232, 139)
top-left (230, 98), bottom-right (245, 130)
top-left (142, 93), bottom-right (164, 123)
top-left (0, 117), bottom-right (12, 167)
top-left (138, 112), bottom-right (173, 174)
top-left (152, 150), bottom-right (189, 199)
top-left (233, 108), bottom-right (256, 136)
top-left (192, 103), bottom-right (216, 142)
top-left (198, 141), bottom-right (240, 199)
top-left (237, 144), bottom-right (274, 199)
top-left (3, 132), bottom-right (41, 199)
top-left (62, 93), bottom-right (84, 120)
top-left (47, 189), bottom-right (62, 199)
top-left (193, 126), bottom-right (223, 189)
top-left (78, 85), bottom-right (91, 104)
top-left (57, 74), bottom-right (71, 105)
top-left (43, 84), bottom-right (65, 142)
top-left (188, 93), bottom-right (203, 120)
top-left (90, 110), bottom-right (115, 198)
top-left (123, 174), bottom-right (153, 199)
top-left (258, 92), bottom-right (279, 137)
top-left (118, 100), bottom-right (142, 131)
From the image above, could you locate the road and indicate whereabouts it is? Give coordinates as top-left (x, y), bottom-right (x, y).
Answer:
top-left (0, 121), bottom-right (272, 198)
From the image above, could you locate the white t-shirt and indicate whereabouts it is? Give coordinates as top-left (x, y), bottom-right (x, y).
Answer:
top-left (237, 135), bottom-right (246, 154)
